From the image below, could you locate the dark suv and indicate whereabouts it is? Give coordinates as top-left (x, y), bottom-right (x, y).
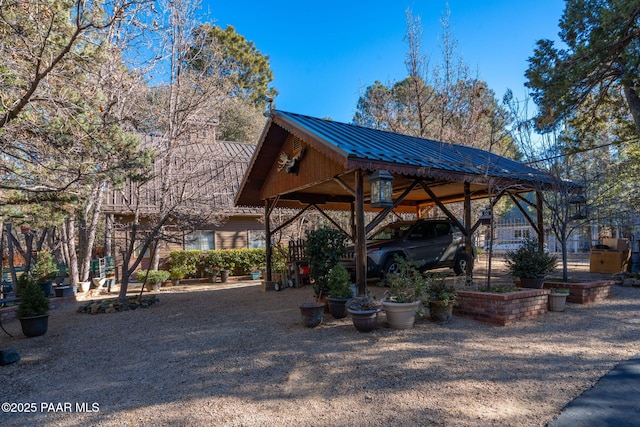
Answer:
top-left (345, 219), bottom-right (473, 278)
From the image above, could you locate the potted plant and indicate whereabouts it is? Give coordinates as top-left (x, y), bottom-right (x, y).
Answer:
top-left (305, 226), bottom-right (347, 304)
top-left (203, 251), bottom-right (222, 283)
top-left (504, 239), bottom-right (557, 288)
top-left (170, 265), bottom-right (189, 286)
top-left (326, 264), bottom-right (354, 319)
top-left (31, 250), bottom-right (58, 297)
top-left (426, 273), bottom-right (457, 324)
top-left (16, 275), bottom-right (50, 337)
top-left (136, 269), bottom-right (170, 292)
top-left (299, 301), bottom-right (325, 328)
top-left (549, 288), bottom-right (570, 312)
top-left (381, 256), bottom-right (429, 329)
top-left (249, 266), bottom-right (262, 280)
top-left (346, 293), bottom-right (381, 332)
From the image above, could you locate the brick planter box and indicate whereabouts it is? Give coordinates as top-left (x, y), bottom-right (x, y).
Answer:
top-left (454, 288), bottom-right (550, 326)
top-left (543, 280), bottom-right (614, 304)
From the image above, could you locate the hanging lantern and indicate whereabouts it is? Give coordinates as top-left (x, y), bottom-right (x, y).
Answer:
top-left (479, 206), bottom-right (493, 225)
top-left (569, 194), bottom-right (587, 220)
top-left (370, 170), bottom-right (394, 208)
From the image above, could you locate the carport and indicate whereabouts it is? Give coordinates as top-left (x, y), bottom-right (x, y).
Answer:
top-left (235, 110), bottom-right (561, 295)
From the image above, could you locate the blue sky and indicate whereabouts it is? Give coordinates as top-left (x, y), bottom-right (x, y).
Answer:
top-left (200, 0), bottom-right (566, 123)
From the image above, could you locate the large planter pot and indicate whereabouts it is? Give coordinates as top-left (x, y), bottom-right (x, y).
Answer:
top-left (429, 300), bottom-right (454, 324)
top-left (37, 281), bottom-right (53, 297)
top-left (145, 281), bottom-right (162, 292)
top-left (327, 297), bottom-right (350, 319)
top-left (520, 276), bottom-right (545, 289)
top-left (79, 281), bottom-right (91, 293)
top-left (19, 314), bottom-right (49, 337)
top-left (299, 302), bottom-right (325, 327)
top-left (382, 300), bottom-right (421, 329)
top-left (53, 285), bottom-right (74, 298)
top-left (548, 293), bottom-right (569, 312)
top-left (220, 269), bottom-right (230, 283)
top-left (250, 271), bottom-right (261, 280)
top-left (347, 308), bottom-right (379, 332)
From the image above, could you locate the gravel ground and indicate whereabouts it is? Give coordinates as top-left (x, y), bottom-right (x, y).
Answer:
top-left (1, 261), bottom-right (639, 427)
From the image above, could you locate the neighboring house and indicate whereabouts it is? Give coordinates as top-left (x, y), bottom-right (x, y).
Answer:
top-left (103, 135), bottom-right (265, 270)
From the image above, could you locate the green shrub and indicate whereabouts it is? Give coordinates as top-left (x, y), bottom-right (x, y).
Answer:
top-left (169, 250), bottom-right (200, 277)
top-left (328, 264), bottom-right (353, 299)
top-left (305, 227), bottom-right (347, 296)
top-left (504, 239), bottom-right (557, 279)
top-left (16, 277), bottom-right (50, 318)
top-left (31, 250), bottom-right (58, 282)
top-left (135, 270), bottom-right (170, 284)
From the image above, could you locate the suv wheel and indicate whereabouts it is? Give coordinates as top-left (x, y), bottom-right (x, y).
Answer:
top-left (453, 253), bottom-right (473, 276)
top-left (383, 256), bottom-right (403, 278)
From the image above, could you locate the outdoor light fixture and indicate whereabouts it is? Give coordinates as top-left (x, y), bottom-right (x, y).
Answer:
top-left (569, 194), bottom-right (587, 220)
top-left (370, 170), bottom-right (394, 208)
top-left (479, 206), bottom-right (493, 225)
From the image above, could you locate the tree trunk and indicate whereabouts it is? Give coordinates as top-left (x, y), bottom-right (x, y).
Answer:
top-left (623, 84), bottom-right (640, 136)
top-left (63, 217), bottom-right (80, 287)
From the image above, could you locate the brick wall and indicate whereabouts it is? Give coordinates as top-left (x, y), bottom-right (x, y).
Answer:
top-left (543, 280), bottom-right (614, 304)
top-left (454, 288), bottom-right (549, 326)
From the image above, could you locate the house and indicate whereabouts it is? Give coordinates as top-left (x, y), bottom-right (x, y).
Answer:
top-left (103, 135), bottom-right (266, 270)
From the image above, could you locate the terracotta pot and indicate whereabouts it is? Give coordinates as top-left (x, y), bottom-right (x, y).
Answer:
top-left (382, 300), bottom-right (421, 329)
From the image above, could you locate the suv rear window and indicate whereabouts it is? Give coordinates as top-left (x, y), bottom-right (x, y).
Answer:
top-left (370, 223), bottom-right (411, 240)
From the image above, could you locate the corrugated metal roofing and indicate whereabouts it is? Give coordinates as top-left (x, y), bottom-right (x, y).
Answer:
top-left (274, 110), bottom-right (557, 186)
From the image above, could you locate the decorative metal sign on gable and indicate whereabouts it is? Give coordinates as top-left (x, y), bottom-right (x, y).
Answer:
top-left (277, 137), bottom-right (306, 175)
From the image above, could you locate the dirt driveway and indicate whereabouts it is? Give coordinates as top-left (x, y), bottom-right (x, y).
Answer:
top-left (1, 262), bottom-right (639, 426)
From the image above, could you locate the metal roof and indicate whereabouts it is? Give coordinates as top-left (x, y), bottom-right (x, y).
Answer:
top-left (274, 110), bottom-right (556, 186)
top-left (235, 110), bottom-right (574, 211)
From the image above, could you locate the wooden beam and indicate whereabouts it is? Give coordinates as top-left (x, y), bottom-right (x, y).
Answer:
top-left (419, 181), bottom-right (467, 236)
top-left (311, 204), bottom-right (354, 241)
top-left (536, 191), bottom-right (545, 251)
top-left (355, 170), bottom-right (367, 296)
top-left (265, 200), bottom-right (272, 282)
top-left (507, 192), bottom-right (541, 237)
top-left (270, 203), bottom-right (313, 235)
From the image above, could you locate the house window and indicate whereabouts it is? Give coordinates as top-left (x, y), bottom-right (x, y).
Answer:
top-left (514, 229), bottom-right (531, 239)
top-left (186, 231), bottom-right (215, 251)
top-left (248, 230), bottom-right (266, 249)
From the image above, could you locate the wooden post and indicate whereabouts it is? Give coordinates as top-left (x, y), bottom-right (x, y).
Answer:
top-left (464, 182), bottom-right (472, 275)
top-left (265, 199), bottom-right (272, 282)
top-left (355, 170), bottom-right (367, 296)
top-left (536, 191), bottom-right (544, 252)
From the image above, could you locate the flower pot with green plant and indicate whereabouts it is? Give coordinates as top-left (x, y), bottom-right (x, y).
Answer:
top-left (17, 275), bottom-right (50, 337)
top-left (426, 273), bottom-right (457, 324)
top-left (346, 293), bottom-right (381, 332)
top-left (31, 250), bottom-right (58, 297)
top-left (381, 255), bottom-right (429, 329)
top-left (136, 270), bottom-right (170, 292)
top-left (326, 264), bottom-right (354, 319)
top-left (170, 265), bottom-right (189, 286)
top-left (504, 239), bottom-right (557, 288)
top-left (203, 251), bottom-right (223, 283)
